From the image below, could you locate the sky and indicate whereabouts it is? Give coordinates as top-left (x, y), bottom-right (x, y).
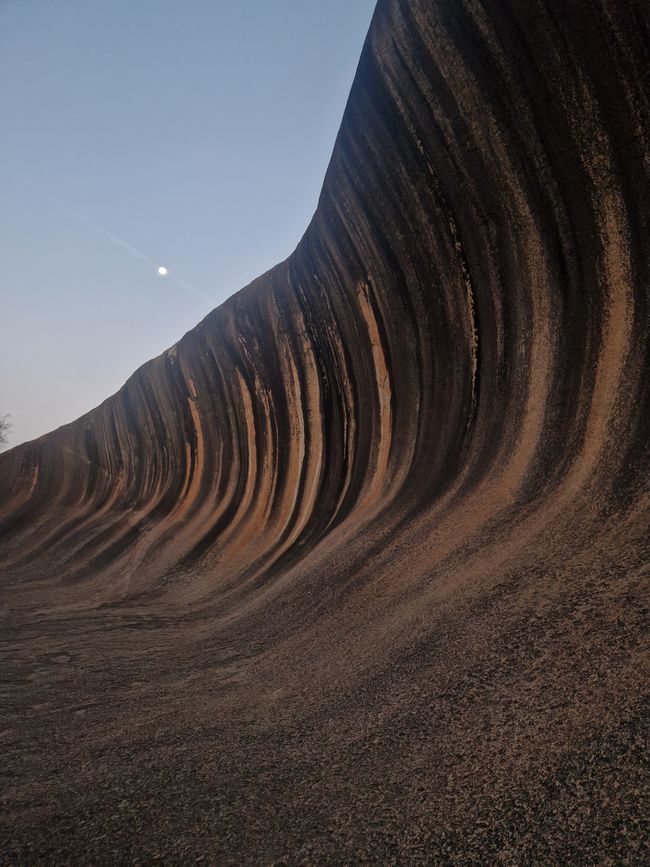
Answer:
top-left (0, 0), bottom-right (376, 450)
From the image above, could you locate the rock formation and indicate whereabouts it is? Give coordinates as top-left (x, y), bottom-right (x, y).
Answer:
top-left (1, 0), bottom-right (648, 862)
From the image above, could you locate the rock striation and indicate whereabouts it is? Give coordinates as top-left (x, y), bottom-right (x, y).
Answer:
top-left (1, 0), bottom-right (648, 862)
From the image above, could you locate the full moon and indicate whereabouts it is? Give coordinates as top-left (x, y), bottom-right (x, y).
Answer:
top-left (157, 266), bottom-right (168, 276)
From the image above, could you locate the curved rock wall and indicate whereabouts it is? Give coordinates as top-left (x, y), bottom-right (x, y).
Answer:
top-left (2, 0), bottom-right (649, 860)
top-left (1, 0), bottom-right (647, 603)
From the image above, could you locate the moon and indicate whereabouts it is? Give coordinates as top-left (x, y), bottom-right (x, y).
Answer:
top-left (157, 266), bottom-right (168, 276)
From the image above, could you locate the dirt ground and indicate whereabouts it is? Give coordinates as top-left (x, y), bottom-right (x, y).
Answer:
top-left (2, 518), bottom-right (648, 864)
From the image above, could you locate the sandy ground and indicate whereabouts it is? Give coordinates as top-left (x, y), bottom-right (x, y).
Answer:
top-left (2, 512), bottom-right (648, 864)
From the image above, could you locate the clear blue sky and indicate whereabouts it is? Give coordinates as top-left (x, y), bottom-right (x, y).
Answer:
top-left (0, 0), bottom-right (376, 449)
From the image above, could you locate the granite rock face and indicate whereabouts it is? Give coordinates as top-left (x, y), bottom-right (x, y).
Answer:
top-left (1, 0), bottom-right (648, 862)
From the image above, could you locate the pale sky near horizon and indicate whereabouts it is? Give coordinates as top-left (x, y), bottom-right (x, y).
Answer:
top-left (0, 0), bottom-right (376, 450)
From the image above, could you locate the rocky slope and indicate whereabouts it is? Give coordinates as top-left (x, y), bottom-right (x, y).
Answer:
top-left (1, 0), bottom-right (648, 862)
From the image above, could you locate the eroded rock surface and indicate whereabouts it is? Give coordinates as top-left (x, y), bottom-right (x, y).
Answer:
top-left (1, 0), bottom-right (648, 862)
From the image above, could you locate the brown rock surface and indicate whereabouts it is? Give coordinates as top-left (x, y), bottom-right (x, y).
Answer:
top-left (1, 0), bottom-right (648, 862)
